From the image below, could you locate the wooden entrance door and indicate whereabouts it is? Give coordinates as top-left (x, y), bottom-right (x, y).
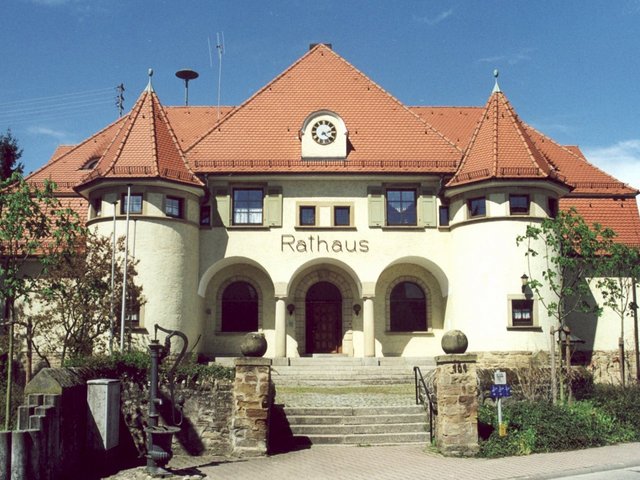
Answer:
top-left (306, 282), bottom-right (342, 354)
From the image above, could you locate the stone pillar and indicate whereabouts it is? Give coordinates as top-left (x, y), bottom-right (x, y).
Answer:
top-left (87, 379), bottom-right (120, 455)
top-left (363, 297), bottom-right (375, 357)
top-left (232, 358), bottom-right (272, 457)
top-left (434, 353), bottom-right (479, 457)
top-left (275, 297), bottom-right (287, 357)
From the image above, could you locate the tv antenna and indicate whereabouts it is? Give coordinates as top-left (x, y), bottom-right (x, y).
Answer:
top-left (214, 32), bottom-right (225, 119)
top-left (115, 83), bottom-right (125, 117)
top-left (175, 69), bottom-right (199, 106)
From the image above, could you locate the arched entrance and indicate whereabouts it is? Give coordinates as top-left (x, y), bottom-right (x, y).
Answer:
top-left (306, 282), bottom-right (342, 354)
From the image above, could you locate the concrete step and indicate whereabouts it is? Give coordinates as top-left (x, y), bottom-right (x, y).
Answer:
top-left (284, 405), bottom-right (423, 416)
top-left (290, 422), bottom-right (427, 436)
top-left (287, 412), bottom-right (425, 426)
top-left (279, 404), bottom-right (430, 446)
top-left (295, 431), bottom-right (430, 446)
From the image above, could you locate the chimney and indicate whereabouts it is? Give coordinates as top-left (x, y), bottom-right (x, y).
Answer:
top-left (309, 43), bottom-right (332, 50)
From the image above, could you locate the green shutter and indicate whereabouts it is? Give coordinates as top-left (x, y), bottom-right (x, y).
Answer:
top-left (368, 186), bottom-right (384, 227)
top-left (212, 187), bottom-right (230, 227)
top-left (418, 189), bottom-right (436, 227)
top-left (265, 187), bottom-right (282, 227)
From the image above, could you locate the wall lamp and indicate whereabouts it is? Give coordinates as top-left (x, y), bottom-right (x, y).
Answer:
top-left (521, 274), bottom-right (529, 293)
top-left (353, 304), bottom-right (361, 316)
top-left (287, 304), bottom-right (295, 316)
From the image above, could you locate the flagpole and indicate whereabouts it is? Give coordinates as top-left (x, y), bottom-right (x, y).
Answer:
top-left (120, 185), bottom-right (132, 351)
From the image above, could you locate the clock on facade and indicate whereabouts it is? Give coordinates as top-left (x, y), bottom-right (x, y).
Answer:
top-left (311, 119), bottom-right (337, 145)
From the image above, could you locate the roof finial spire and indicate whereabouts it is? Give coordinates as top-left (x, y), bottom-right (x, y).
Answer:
top-left (492, 69), bottom-right (501, 93)
top-left (146, 68), bottom-right (154, 92)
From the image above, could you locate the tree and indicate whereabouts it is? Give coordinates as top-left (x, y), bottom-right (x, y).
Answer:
top-left (516, 208), bottom-right (616, 403)
top-left (596, 243), bottom-right (640, 385)
top-left (0, 130), bottom-right (24, 181)
top-left (32, 233), bottom-right (144, 365)
top-left (0, 172), bottom-right (84, 428)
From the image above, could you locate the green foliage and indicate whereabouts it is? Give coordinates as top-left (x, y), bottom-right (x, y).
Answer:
top-left (478, 397), bottom-right (636, 458)
top-left (516, 208), bottom-right (615, 326)
top-left (173, 361), bottom-right (235, 385)
top-left (65, 350), bottom-right (150, 384)
top-left (33, 233), bottom-right (144, 364)
top-left (0, 129), bottom-right (23, 181)
top-left (65, 351), bottom-right (234, 387)
top-left (589, 384), bottom-right (640, 439)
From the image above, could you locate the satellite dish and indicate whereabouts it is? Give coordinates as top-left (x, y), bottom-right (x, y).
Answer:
top-left (175, 69), bottom-right (199, 106)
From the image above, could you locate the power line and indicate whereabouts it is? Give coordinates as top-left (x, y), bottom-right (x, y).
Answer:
top-left (0, 87), bottom-right (113, 108)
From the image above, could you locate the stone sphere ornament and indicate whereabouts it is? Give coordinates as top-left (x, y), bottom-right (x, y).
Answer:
top-left (441, 330), bottom-right (469, 354)
top-left (240, 332), bottom-right (268, 357)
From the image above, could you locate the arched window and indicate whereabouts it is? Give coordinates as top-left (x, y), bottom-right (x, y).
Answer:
top-left (221, 281), bottom-right (258, 332)
top-left (390, 281), bottom-right (427, 331)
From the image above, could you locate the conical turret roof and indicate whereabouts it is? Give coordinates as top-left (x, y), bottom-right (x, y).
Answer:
top-left (76, 83), bottom-right (203, 190)
top-left (448, 85), bottom-right (568, 188)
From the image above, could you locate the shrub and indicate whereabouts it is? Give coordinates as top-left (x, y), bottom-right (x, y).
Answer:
top-left (589, 384), bottom-right (640, 440)
top-left (65, 351), bottom-right (234, 387)
top-left (478, 399), bottom-right (634, 457)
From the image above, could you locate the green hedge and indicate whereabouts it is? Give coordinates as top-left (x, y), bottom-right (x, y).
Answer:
top-left (65, 351), bottom-right (234, 387)
top-left (478, 397), bottom-right (637, 457)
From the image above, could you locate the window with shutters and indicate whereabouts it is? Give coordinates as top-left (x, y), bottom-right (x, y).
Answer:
top-left (233, 188), bottom-right (263, 225)
top-left (368, 185), bottom-right (436, 228)
top-left (386, 189), bottom-right (417, 226)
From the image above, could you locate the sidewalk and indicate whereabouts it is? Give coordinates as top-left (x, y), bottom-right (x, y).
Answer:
top-left (106, 442), bottom-right (640, 480)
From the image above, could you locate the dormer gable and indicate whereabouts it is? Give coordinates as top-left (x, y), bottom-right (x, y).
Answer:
top-left (300, 110), bottom-right (347, 159)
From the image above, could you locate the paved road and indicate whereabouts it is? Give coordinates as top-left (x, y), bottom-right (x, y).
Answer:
top-left (106, 442), bottom-right (640, 480)
top-left (557, 466), bottom-right (640, 480)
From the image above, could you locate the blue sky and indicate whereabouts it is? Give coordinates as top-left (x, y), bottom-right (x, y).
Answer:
top-left (1, 0), bottom-right (639, 194)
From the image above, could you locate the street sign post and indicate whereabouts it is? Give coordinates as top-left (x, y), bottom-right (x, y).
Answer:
top-left (491, 371), bottom-right (511, 436)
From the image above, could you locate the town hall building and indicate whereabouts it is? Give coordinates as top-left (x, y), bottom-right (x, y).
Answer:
top-left (27, 44), bottom-right (640, 364)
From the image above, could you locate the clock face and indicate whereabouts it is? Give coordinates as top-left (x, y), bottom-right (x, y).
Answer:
top-left (311, 120), bottom-right (337, 145)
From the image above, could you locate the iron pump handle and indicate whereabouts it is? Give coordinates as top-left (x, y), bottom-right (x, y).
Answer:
top-left (153, 324), bottom-right (189, 425)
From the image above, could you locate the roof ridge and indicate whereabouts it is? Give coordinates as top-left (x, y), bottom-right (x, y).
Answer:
top-left (152, 91), bottom-right (202, 183)
top-left (149, 91), bottom-right (160, 177)
top-left (447, 94), bottom-right (489, 184)
top-left (499, 93), bottom-right (550, 177)
top-left (99, 90), bottom-right (149, 178)
top-left (325, 48), bottom-right (463, 153)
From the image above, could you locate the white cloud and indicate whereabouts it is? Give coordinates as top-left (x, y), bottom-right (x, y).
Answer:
top-left (413, 9), bottom-right (454, 26)
top-left (27, 126), bottom-right (74, 143)
top-left (478, 49), bottom-right (534, 66)
top-left (29, 0), bottom-right (74, 5)
top-left (583, 140), bottom-right (640, 191)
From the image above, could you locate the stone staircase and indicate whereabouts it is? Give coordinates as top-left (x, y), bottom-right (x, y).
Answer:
top-left (270, 356), bottom-right (435, 448)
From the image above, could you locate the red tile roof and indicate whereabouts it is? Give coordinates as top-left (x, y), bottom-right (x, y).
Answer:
top-left (23, 45), bottom-right (639, 245)
top-left (561, 197), bottom-right (640, 247)
top-left (76, 87), bottom-right (203, 190)
top-left (187, 44), bottom-right (463, 173)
